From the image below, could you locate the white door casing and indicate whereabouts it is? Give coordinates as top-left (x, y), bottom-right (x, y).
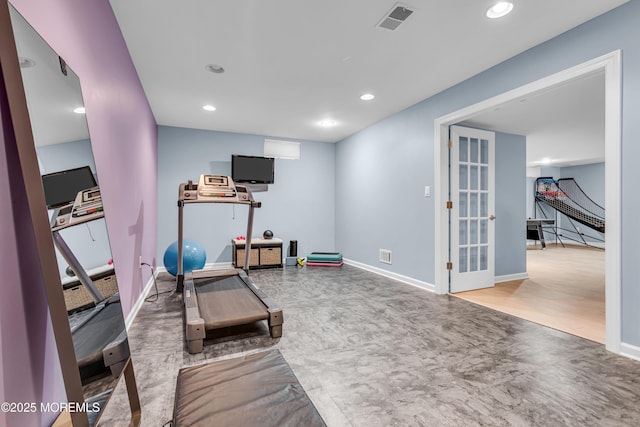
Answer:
top-left (434, 51), bottom-right (621, 354)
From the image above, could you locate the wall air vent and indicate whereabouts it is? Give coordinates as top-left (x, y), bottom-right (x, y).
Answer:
top-left (377, 3), bottom-right (414, 31)
top-left (379, 249), bottom-right (392, 264)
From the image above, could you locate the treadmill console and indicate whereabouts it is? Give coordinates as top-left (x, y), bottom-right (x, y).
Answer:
top-left (235, 185), bottom-right (251, 202)
top-left (179, 175), bottom-right (257, 205)
top-left (198, 174), bottom-right (236, 198)
top-left (71, 186), bottom-right (103, 218)
top-left (52, 186), bottom-right (104, 229)
top-left (182, 179), bottom-right (198, 200)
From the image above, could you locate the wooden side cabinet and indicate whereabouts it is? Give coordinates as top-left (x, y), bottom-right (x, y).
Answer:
top-left (233, 237), bottom-right (283, 269)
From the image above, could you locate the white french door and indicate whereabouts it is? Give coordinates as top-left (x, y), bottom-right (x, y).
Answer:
top-left (449, 125), bottom-right (495, 293)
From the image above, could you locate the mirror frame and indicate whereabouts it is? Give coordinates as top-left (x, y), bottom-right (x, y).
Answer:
top-left (0, 1), bottom-right (140, 425)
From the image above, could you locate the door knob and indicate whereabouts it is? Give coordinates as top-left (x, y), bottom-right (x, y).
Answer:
top-left (489, 215), bottom-right (496, 220)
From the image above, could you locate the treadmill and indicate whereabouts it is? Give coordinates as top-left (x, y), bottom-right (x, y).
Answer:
top-left (52, 187), bottom-right (129, 381)
top-left (176, 175), bottom-right (283, 354)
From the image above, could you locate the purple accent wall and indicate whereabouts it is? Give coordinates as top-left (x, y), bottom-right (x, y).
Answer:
top-left (3, 0), bottom-right (157, 425)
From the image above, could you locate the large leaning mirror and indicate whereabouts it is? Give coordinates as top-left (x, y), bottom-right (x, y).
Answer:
top-left (6, 5), bottom-right (139, 426)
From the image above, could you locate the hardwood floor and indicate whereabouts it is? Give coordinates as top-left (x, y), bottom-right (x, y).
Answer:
top-left (455, 244), bottom-right (605, 344)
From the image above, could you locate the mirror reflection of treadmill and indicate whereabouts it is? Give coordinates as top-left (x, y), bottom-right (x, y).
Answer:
top-left (177, 175), bottom-right (283, 353)
top-left (52, 187), bottom-right (129, 384)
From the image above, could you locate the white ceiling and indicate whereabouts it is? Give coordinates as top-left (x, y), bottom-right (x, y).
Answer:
top-left (109, 0), bottom-right (626, 158)
top-left (460, 70), bottom-right (605, 167)
top-left (10, 0), bottom-right (625, 167)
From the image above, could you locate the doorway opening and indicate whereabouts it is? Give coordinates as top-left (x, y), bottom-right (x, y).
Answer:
top-left (434, 51), bottom-right (621, 353)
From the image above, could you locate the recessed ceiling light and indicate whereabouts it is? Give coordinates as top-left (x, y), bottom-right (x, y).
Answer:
top-left (360, 93), bottom-right (375, 101)
top-left (202, 105), bottom-right (216, 111)
top-left (486, 2), bottom-right (513, 19)
top-left (73, 107), bottom-right (85, 114)
top-left (205, 64), bottom-right (225, 74)
top-left (318, 119), bottom-right (337, 128)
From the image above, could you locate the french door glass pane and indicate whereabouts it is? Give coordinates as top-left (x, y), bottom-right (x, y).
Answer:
top-left (470, 165), bottom-right (478, 190)
top-left (480, 193), bottom-right (488, 217)
top-left (459, 137), bottom-right (468, 162)
top-left (470, 138), bottom-right (478, 163)
top-left (459, 220), bottom-right (468, 245)
top-left (460, 165), bottom-right (468, 190)
top-left (470, 247), bottom-right (478, 271)
top-left (459, 248), bottom-right (468, 273)
top-left (480, 246), bottom-right (488, 271)
top-left (480, 220), bottom-right (488, 244)
top-left (481, 139), bottom-right (488, 164)
top-left (481, 166), bottom-right (488, 190)
top-left (470, 220), bottom-right (478, 244)
top-left (459, 192), bottom-right (468, 217)
top-left (470, 193), bottom-right (478, 217)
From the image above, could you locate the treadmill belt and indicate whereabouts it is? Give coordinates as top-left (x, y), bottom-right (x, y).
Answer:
top-left (195, 275), bottom-right (268, 329)
top-left (73, 301), bottom-right (125, 367)
top-left (173, 349), bottom-right (326, 427)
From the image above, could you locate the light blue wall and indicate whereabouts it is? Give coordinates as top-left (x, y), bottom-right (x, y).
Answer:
top-left (336, 1), bottom-right (640, 345)
top-left (36, 140), bottom-right (113, 277)
top-left (157, 126), bottom-right (335, 265)
top-left (335, 104), bottom-right (434, 276)
top-left (333, 127), bottom-right (525, 279)
top-left (561, 162), bottom-right (605, 206)
top-left (495, 132), bottom-right (526, 277)
top-left (37, 139), bottom-right (96, 175)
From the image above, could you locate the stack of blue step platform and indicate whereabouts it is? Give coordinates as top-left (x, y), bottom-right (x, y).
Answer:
top-left (306, 252), bottom-right (343, 267)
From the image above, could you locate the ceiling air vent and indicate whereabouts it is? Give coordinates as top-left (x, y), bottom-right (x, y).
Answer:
top-left (377, 3), bottom-right (414, 31)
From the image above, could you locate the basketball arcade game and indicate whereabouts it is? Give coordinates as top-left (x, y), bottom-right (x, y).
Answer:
top-left (533, 177), bottom-right (605, 248)
top-left (176, 175), bottom-right (283, 354)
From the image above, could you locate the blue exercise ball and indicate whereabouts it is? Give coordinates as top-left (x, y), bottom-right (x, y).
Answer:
top-left (163, 239), bottom-right (206, 276)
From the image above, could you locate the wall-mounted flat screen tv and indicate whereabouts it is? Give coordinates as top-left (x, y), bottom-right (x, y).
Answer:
top-left (231, 155), bottom-right (274, 184)
top-left (41, 165), bottom-right (97, 209)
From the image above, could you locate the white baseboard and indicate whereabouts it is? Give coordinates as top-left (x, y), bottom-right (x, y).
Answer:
top-left (527, 240), bottom-right (605, 249)
top-left (343, 258), bottom-right (435, 292)
top-left (620, 342), bottom-right (640, 362)
top-left (203, 261), bottom-right (235, 270)
top-left (125, 269), bottom-right (158, 330)
top-left (557, 239), bottom-right (606, 249)
top-left (495, 272), bottom-right (528, 283)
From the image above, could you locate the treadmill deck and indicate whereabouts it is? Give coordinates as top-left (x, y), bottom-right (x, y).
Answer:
top-left (195, 275), bottom-right (269, 329)
top-left (184, 269), bottom-right (283, 353)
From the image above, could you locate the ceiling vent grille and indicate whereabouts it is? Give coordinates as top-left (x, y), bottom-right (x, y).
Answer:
top-left (377, 3), bottom-right (414, 31)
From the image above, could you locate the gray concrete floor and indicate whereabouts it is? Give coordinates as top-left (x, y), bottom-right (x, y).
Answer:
top-left (100, 265), bottom-right (640, 426)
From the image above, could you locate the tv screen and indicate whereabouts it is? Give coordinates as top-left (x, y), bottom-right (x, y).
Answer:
top-left (231, 155), bottom-right (274, 184)
top-left (41, 166), bottom-right (97, 209)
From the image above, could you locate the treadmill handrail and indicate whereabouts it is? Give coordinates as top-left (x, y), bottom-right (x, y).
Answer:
top-left (176, 176), bottom-right (260, 292)
top-left (237, 270), bottom-right (282, 313)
